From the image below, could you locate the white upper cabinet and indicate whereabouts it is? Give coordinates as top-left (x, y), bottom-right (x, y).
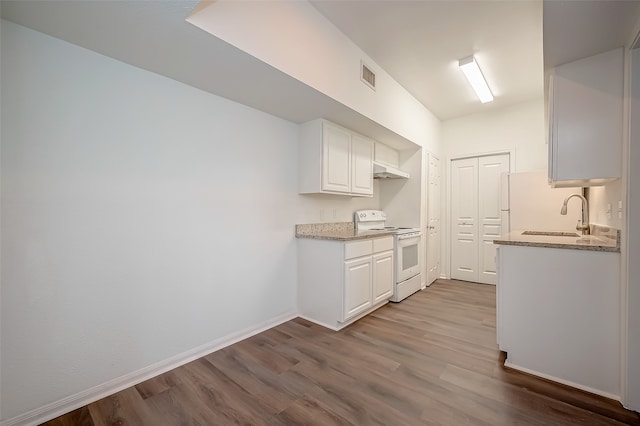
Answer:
top-left (351, 133), bottom-right (375, 195)
top-left (322, 124), bottom-right (352, 193)
top-left (548, 48), bottom-right (623, 187)
top-left (299, 119), bottom-right (374, 196)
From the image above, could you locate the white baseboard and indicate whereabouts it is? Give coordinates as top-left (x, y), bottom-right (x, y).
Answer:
top-left (504, 360), bottom-right (620, 401)
top-left (297, 314), bottom-right (339, 331)
top-left (1, 311), bottom-right (298, 426)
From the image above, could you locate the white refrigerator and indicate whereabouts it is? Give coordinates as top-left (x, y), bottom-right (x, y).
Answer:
top-left (500, 170), bottom-right (582, 233)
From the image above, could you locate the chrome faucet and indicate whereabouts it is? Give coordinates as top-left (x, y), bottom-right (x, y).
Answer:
top-left (560, 193), bottom-right (590, 235)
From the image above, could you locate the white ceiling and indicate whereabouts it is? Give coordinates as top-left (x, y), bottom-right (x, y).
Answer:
top-left (310, 0), bottom-right (544, 121)
top-left (2, 0), bottom-right (640, 139)
top-left (542, 0), bottom-right (640, 68)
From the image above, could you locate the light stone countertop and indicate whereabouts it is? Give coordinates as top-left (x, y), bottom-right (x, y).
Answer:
top-left (295, 222), bottom-right (395, 241)
top-left (494, 225), bottom-right (620, 253)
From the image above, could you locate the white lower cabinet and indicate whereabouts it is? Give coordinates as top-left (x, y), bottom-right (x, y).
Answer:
top-left (497, 244), bottom-right (620, 399)
top-left (298, 236), bottom-right (394, 330)
top-left (372, 251), bottom-right (394, 304)
top-left (343, 256), bottom-right (373, 321)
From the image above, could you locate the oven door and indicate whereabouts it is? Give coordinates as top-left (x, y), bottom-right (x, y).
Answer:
top-left (396, 233), bottom-right (422, 282)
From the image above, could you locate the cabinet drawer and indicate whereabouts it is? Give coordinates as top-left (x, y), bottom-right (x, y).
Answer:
top-left (345, 240), bottom-right (373, 260)
top-left (373, 237), bottom-right (394, 253)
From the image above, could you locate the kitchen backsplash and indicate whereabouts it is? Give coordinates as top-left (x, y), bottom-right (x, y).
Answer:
top-left (586, 180), bottom-right (623, 229)
top-left (296, 187), bottom-right (380, 224)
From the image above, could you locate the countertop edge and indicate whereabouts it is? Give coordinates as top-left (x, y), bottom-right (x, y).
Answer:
top-left (493, 226), bottom-right (620, 253)
top-left (295, 221), bottom-right (397, 241)
top-left (493, 239), bottom-right (620, 253)
top-left (296, 230), bottom-right (396, 241)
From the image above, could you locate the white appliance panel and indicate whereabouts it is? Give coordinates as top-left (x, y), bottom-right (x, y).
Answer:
top-left (396, 233), bottom-right (421, 283)
top-left (500, 172), bottom-right (510, 212)
top-left (501, 170), bottom-right (581, 233)
top-left (500, 211), bottom-right (510, 236)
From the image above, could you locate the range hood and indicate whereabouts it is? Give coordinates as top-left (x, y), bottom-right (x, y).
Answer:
top-left (373, 161), bottom-right (410, 179)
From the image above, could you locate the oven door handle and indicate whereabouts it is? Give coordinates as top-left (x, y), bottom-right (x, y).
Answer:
top-left (397, 232), bottom-right (422, 240)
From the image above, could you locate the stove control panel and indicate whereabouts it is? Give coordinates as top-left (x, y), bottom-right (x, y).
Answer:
top-left (355, 210), bottom-right (386, 222)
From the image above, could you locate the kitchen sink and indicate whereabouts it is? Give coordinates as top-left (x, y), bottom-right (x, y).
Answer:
top-left (522, 231), bottom-right (580, 237)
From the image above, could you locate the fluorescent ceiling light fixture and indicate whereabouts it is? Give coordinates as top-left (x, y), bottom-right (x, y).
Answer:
top-left (458, 56), bottom-right (494, 103)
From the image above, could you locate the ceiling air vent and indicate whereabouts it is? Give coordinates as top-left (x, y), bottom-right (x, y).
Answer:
top-left (360, 61), bottom-right (376, 91)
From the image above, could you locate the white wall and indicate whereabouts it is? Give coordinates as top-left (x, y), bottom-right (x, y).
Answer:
top-left (442, 98), bottom-right (547, 172)
top-left (625, 46), bottom-right (640, 411)
top-left (380, 148), bottom-right (423, 228)
top-left (0, 21), bottom-right (301, 422)
top-left (186, 0), bottom-right (441, 154)
top-left (440, 99), bottom-right (547, 278)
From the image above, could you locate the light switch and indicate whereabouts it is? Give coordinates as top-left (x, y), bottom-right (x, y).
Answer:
top-left (606, 203), bottom-right (612, 213)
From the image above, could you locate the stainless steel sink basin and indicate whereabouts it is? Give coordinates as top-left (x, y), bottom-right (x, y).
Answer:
top-left (522, 231), bottom-right (580, 237)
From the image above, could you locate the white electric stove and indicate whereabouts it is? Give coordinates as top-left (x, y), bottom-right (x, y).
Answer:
top-left (355, 210), bottom-right (422, 302)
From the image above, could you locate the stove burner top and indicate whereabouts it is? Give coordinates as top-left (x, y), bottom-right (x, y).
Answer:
top-left (354, 210), bottom-right (420, 235)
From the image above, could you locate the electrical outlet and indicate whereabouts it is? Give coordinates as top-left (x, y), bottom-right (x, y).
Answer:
top-left (617, 200), bottom-right (623, 219)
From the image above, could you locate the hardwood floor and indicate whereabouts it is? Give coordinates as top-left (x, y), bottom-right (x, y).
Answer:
top-left (43, 279), bottom-right (640, 425)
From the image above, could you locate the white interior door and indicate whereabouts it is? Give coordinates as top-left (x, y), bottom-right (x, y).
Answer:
top-left (450, 154), bottom-right (510, 284)
top-left (450, 157), bottom-right (478, 282)
top-left (426, 154), bottom-right (441, 285)
top-left (478, 155), bottom-right (510, 284)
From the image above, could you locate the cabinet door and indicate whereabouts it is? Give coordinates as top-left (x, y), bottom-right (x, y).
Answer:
top-left (550, 48), bottom-right (623, 186)
top-left (351, 134), bottom-right (374, 196)
top-left (322, 123), bottom-right (351, 193)
top-left (342, 257), bottom-right (373, 322)
top-left (372, 250), bottom-right (394, 304)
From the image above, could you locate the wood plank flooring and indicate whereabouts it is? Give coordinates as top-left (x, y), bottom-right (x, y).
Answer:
top-left (43, 279), bottom-right (640, 425)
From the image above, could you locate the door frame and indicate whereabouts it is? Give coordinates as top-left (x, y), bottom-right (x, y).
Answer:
top-left (445, 149), bottom-right (514, 280)
top-left (424, 152), bottom-right (441, 285)
top-left (622, 27), bottom-right (640, 410)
